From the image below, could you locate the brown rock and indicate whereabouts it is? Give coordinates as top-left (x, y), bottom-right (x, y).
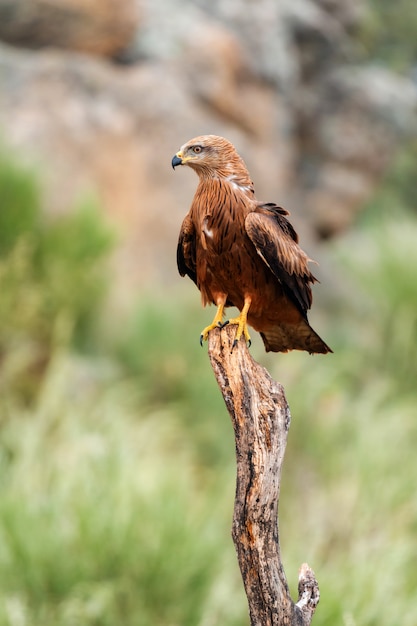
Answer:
top-left (294, 66), bottom-right (417, 237)
top-left (0, 0), bottom-right (139, 57)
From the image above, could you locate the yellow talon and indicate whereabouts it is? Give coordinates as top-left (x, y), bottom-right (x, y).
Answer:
top-left (200, 303), bottom-right (225, 345)
top-left (226, 297), bottom-right (252, 349)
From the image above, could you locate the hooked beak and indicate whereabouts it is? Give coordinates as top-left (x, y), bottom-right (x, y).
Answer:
top-left (171, 154), bottom-right (183, 169)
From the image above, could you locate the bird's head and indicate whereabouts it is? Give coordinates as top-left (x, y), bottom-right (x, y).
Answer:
top-left (172, 135), bottom-right (251, 185)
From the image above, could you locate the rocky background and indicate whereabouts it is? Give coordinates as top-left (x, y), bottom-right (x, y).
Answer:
top-left (0, 0), bottom-right (416, 293)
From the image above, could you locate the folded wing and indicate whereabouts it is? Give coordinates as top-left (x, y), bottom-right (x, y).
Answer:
top-left (177, 214), bottom-right (197, 285)
top-left (245, 203), bottom-right (317, 317)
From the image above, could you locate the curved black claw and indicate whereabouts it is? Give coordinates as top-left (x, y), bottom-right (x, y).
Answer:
top-left (219, 320), bottom-right (230, 329)
top-left (231, 336), bottom-right (252, 352)
top-left (199, 334), bottom-right (204, 347)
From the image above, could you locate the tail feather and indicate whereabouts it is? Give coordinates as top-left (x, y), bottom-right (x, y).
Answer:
top-left (260, 321), bottom-right (332, 354)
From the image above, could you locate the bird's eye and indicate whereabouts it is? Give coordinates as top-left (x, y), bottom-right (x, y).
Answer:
top-left (193, 146), bottom-right (203, 154)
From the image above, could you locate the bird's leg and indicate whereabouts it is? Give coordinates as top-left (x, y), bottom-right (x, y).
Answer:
top-left (226, 296), bottom-right (252, 349)
top-left (200, 299), bottom-right (226, 346)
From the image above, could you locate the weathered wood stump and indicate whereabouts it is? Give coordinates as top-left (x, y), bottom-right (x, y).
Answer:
top-left (208, 324), bottom-right (319, 626)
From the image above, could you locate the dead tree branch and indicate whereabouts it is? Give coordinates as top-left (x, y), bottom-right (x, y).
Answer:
top-left (208, 325), bottom-right (319, 626)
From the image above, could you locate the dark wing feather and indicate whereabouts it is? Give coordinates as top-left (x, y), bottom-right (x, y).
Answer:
top-left (177, 214), bottom-right (197, 285)
top-left (245, 204), bottom-right (317, 316)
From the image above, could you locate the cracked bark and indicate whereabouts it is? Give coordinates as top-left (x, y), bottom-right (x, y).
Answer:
top-left (208, 324), bottom-right (319, 626)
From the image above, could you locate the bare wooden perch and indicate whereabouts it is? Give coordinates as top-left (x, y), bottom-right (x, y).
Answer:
top-left (208, 324), bottom-right (319, 626)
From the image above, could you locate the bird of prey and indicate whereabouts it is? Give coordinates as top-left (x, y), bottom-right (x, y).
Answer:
top-left (172, 135), bottom-right (332, 354)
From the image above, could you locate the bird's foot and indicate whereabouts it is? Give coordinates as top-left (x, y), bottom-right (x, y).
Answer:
top-left (200, 320), bottom-right (224, 346)
top-left (225, 315), bottom-right (251, 350)
top-left (199, 303), bottom-right (225, 346)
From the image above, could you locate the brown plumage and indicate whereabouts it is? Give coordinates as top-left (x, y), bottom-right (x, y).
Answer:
top-left (172, 135), bottom-right (332, 354)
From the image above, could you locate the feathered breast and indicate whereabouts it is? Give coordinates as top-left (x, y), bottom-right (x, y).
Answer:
top-left (191, 178), bottom-right (251, 254)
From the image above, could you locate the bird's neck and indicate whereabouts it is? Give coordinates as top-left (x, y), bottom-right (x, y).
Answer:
top-left (193, 176), bottom-right (255, 222)
top-left (196, 166), bottom-right (254, 196)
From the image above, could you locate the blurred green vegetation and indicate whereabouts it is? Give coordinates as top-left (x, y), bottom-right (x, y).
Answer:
top-left (0, 138), bottom-right (416, 626)
top-left (359, 0), bottom-right (417, 73)
top-left (0, 148), bottom-right (113, 405)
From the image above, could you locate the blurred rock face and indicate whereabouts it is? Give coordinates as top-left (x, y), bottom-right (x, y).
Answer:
top-left (0, 0), bottom-right (416, 290)
top-left (0, 0), bottom-right (139, 57)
